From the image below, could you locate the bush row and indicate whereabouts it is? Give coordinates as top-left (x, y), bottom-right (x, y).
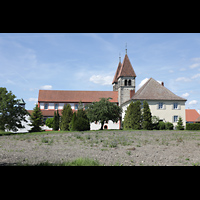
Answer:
top-left (153, 121), bottom-right (174, 130)
top-left (186, 123), bottom-right (200, 130)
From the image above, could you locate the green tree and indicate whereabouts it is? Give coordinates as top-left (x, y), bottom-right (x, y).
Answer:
top-left (87, 98), bottom-right (122, 130)
top-left (0, 87), bottom-right (28, 132)
top-left (60, 104), bottom-right (73, 131)
top-left (45, 118), bottom-right (54, 128)
top-left (176, 117), bottom-right (184, 130)
top-left (69, 112), bottom-right (77, 131)
top-left (53, 110), bottom-right (60, 131)
top-left (75, 108), bottom-right (90, 131)
top-left (29, 104), bottom-right (43, 132)
top-left (123, 101), bottom-right (142, 130)
top-left (142, 100), bottom-right (152, 130)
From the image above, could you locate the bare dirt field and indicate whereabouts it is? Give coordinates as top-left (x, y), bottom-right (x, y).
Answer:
top-left (1, 130), bottom-right (200, 166)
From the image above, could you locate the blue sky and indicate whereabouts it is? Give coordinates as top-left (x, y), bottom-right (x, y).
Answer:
top-left (0, 33), bottom-right (200, 111)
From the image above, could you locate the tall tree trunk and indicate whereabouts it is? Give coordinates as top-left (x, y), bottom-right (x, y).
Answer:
top-left (100, 121), bottom-right (104, 130)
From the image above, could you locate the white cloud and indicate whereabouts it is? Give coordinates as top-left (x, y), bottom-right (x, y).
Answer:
top-left (138, 78), bottom-right (149, 89)
top-left (189, 100), bottom-right (198, 105)
top-left (40, 85), bottom-right (53, 90)
top-left (189, 63), bottom-right (200, 69)
top-left (180, 68), bottom-right (186, 71)
top-left (175, 77), bottom-right (191, 82)
top-left (191, 73), bottom-right (200, 79)
top-left (181, 93), bottom-right (189, 98)
top-left (138, 78), bottom-right (163, 89)
top-left (191, 57), bottom-right (200, 62)
top-left (28, 98), bottom-right (38, 102)
top-left (89, 75), bottom-right (113, 85)
top-left (169, 70), bottom-right (174, 73)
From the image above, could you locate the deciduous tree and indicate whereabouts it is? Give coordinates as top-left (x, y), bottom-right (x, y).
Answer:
top-left (0, 87), bottom-right (27, 132)
top-left (87, 98), bottom-right (122, 130)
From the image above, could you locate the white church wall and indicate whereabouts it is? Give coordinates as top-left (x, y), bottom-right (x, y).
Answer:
top-left (90, 120), bottom-right (119, 130)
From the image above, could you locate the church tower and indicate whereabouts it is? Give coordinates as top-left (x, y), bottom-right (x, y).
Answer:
top-left (112, 49), bottom-right (136, 106)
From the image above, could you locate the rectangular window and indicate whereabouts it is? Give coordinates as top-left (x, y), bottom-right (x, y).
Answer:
top-left (173, 103), bottom-right (178, 109)
top-left (75, 104), bottom-right (78, 110)
top-left (158, 102), bottom-right (163, 109)
top-left (174, 116), bottom-right (178, 123)
top-left (45, 103), bottom-right (48, 110)
top-left (55, 104), bottom-right (58, 110)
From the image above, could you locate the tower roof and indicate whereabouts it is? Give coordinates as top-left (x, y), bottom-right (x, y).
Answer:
top-left (117, 54), bottom-right (136, 78)
top-left (112, 61), bottom-right (122, 84)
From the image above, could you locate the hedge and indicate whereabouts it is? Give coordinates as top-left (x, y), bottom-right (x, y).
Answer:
top-left (186, 123), bottom-right (200, 130)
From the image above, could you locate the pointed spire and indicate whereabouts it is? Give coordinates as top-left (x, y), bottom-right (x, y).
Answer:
top-left (119, 52), bottom-right (121, 63)
top-left (125, 43), bottom-right (127, 54)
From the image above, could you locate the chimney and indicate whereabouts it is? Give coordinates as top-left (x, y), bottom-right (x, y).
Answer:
top-left (161, 82), bottom-right (164, 86)
top-left (130, 90), bottom-right (135, 98)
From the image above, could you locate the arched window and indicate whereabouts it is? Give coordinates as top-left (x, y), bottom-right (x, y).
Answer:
top-left (128, 80), bottom-right (131, 86)
top-left (125, 80), bottom-right (127, 86)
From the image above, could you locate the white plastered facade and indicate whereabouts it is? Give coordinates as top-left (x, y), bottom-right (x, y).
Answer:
top-left (122, 100), bottom-right (186, 128)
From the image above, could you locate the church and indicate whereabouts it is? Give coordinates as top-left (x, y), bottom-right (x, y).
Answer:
top-left (38, 50), bottom-right (187, 130)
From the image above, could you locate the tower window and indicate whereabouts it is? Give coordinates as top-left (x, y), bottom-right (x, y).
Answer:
top-left (125, 80), bottom-right (127, 86)
top-left (128, 80), bottom-right (131, 86)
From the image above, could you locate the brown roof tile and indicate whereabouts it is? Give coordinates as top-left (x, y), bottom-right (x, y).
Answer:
top-left (38, 90), bottom-right (118, 103)
top-left (131, 78), bottom-right (187, 101)
top-left (41, 110), bottom-right (63, 117)
top-left (112, 61), bottom-right (122, 84)
top-left (117, 54), bottom-right (136, 78)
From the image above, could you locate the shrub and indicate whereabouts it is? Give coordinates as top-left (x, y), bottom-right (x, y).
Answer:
top-left (186, 123), bottom-right (200, 130)
top-left (165, 122), bottom-right (174, 130)
top-left (158, 121), bottom-right (165, 130)
top-left (45, 118), bottom-right (54, 128)
top-left (176, 117), bottom-right (184, 130)
top-left (69, 109), bottom-right (90, 131)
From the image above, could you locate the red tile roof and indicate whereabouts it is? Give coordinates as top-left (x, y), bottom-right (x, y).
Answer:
top-left (112, 61), bottom-right (122, 84)
top-left (185, 109), bottom-right (200, 122)
top-left (117, 54), bottom-right (136, 78)
top-left (38, 90), bottom-right (118, 103)
top-left (41, 110), bottom-right (63, 117)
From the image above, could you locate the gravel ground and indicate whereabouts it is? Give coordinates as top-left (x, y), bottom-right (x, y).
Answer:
top-left (1, 130), bottom-right (200, 166)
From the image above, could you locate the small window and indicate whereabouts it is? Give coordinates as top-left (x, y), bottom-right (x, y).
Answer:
top-left (45, 104), bottom-right (48, 109)
top-left (55, 104), bottom-right (58, 110)
top-left (173, 103), bottom-right (178, 109)
top-left (128, 80), bottom-right (131, 86)
top-left (125, 80), bottom-right (127, 86)
top-left (158, 102), bottom-right (163, 109)
top-left (174, 116), bottom-right (178, 123)
top-left (75, 104), bottom-right (78, 110)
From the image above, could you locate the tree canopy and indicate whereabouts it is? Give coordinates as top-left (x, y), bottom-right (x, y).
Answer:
top-left (29, 104), bottom-right (43, 132)
top-left (60, 104), bottom-right (73, 131)
top-left (0, 87), bottom-right (27, 132)
top-left (123, 101), bottom-right (142, 130)
top-left (87, 98), bottom-right (122, 130)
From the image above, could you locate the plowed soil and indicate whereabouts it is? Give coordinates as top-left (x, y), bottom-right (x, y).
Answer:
top-left (1, 130), bottom-right (200, 166)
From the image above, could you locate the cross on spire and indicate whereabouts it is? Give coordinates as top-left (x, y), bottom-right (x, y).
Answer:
top-left (125, 43), bottom-right (127, 54)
